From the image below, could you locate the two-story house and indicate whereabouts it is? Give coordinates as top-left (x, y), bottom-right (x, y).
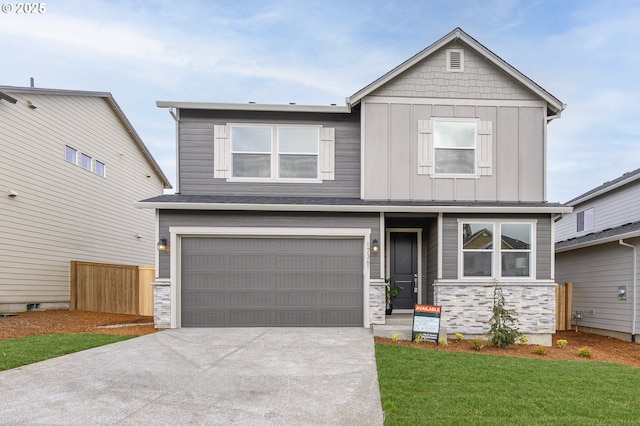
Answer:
top-left (138, 28), bottom-right (569, 345)
top-left (556, 168), bottom-right (640, 343)
top-left (0, 85), bottom-right (172, 313)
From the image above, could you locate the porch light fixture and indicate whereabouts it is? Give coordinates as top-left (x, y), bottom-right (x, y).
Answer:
top-left (157, 238), bottom-right (168, 252)
top-left (372, 239), bottom-right (380, 253)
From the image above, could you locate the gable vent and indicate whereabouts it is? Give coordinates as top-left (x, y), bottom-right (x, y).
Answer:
top-left (447, 48), bottom-right (464, 72)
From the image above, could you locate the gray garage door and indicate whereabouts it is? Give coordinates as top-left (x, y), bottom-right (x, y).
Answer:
top-left (181, 237), bottom-right (364, 327)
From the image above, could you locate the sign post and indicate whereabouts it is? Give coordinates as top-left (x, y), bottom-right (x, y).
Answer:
top-left (412, 304), bottom-right (442, 343)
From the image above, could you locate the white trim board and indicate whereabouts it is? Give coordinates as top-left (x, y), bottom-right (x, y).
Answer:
top-left (168, 226), bottom-right (372, 329)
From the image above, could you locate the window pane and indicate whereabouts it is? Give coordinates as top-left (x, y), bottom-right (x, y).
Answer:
top-left (502, 253), bottom-right (530, 277)
top-left (464, 252), bottom-right (492, 277)
top-left (279, 127), bottom-right (318, 153)
top-left (95, 161), bottom-right (105, 177)
top-left (501, 224), bottom-right (531, 250)
top-left (81, 154), bottom-right (91, 171)
top-left (463, 223), bottom-right (493, 249)
top-left (435, 149), bottom-right (474, 174)
top-left (434, 121), bottom-right (475, 148)
top-left (65, 146), bottom-right (77, 164)
top-left (279, 155), bottom-right (317, 178)
top-left (584, 208), bottom-right (594, 230)
top-left (232, 154), bottom-right (270, 177)
top-left (231, 127), bottom-right (271, 152)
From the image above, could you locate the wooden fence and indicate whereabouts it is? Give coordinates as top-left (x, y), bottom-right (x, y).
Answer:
top-left (555, 281), bottom-right (573, 331)
top-left (70, 261), bottom-right (155, 316)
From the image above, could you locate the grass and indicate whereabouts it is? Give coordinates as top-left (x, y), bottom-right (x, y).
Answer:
top-left (376, 344), bottom-right (640, 425)
top-left (0, 333), bottom-right (136, 371)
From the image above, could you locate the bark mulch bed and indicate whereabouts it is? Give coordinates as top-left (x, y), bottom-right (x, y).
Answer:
top-left (0, 309), bottom-right (159, 340)
top-left (375, 329), bottom-right (640, 368)
top-left (2, 311), bottom-right (639, 368)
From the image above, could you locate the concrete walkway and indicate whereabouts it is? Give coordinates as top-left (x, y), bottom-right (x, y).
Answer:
top-left (0, 328), bottom-right (383, 425)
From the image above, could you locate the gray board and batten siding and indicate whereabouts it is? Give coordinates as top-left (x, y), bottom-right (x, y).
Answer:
top-left (555, 239), bottom-right (640, 336)
top-left (158, 210), bottom-right (381, 279)
top-left (176, 109), bottom-right (360, 197)
top-left (362, 40), bottom-right (547, 203)
top-left (440, 213), bottom-right (553, 280)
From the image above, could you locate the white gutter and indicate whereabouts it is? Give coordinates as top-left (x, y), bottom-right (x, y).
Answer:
top-left (619, 239), bottom-right (637, 343)
top-left (135, 201), bottom-right (572, 214)
top-left (156, 100), bottom-right (350, 114)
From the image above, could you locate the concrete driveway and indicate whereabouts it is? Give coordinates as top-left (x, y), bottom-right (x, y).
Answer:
top-left (0, 328), bottom-right (383, 425)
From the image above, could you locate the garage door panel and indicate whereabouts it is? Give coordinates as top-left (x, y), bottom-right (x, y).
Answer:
top-left (181, 237), bottom-right (364, 327)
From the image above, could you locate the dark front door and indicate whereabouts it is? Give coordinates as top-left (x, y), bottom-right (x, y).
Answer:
top-left (390, 232), bottom-right (418, 310)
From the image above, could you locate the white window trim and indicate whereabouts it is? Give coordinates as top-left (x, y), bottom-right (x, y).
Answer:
top-left (80, 153), bottom-right (92, 171)
top-left (228, 123), bottom-right (322, 182)
top-left (577, 207), bottom-right (594, 232)
top-left (65, 146), bottom-right (78, 165)
top-left (457, 219), bottom-right (537, 281)
top-left (95, 160), bottom-right (106, 178)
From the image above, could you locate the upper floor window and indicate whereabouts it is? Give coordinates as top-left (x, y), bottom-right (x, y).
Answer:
top-left (230, 125), bottom-right (319, 180)
top-left (460, 220), bottom-right (534, 279)
top-left (434, 121), bottom-right (476, 174)
top-left (95, 160), bottom-right (106, 177)
top-left (576, 208), bottom-right (594, 232)
top-left (65, 146), bottom-right (77, 164)
top-left (81, 153), bottom-right (92, 171)
top-left (214, 124), bottom-right (335, 182)
top-left (418, 118), bottom-right (492, 177)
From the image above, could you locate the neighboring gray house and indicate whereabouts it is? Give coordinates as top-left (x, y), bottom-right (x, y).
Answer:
top-left (138, 28), bottom-right (570, 345)
top-left (0, 85), bottom-right (172, 312)
top-left (556, 168), bottom-right (640, 343)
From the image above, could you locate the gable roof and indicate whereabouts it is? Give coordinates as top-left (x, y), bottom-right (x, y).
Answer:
top-left (347, 27), bottom-right (565, 117)
top-left (0, 85), bottom-right (172, 189)
top-left (565, 167), bottom-right (640, 206)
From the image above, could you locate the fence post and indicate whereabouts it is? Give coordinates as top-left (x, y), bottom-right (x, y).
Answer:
top-left (565, 281), bottom-right (572, 330)
top-left (70, 261), bottom-right (77, 310)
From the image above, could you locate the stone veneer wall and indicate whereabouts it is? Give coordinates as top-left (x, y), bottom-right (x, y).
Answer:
top-left (152, 280), bottom-right (171, 328)
top-left (434, 281), bottom-right (556, 344)
top-left (369, 280), bottom-right (386, 325)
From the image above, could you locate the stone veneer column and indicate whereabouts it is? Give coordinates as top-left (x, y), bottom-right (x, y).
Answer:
top-left (151, 279), bottom-right (171, 328)
top-left (369, 279), bottom-right (386, 325)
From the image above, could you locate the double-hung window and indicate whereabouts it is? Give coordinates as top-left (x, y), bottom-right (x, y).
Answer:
top-left (434, 121), bottom-right (476, 174)
top-left (418, 118), bottom-right (492, 177)
top-left (230, 126), bottom-right (272, 178)
top-left (460, 221), bottom-right (534, 279)
top-left (228, 125), bottom-right (320, 180)
top-left (576, 208), bottom-right (594, 232)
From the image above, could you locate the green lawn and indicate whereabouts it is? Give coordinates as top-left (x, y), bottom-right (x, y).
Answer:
top-left (376, 343), bottom-right (640, 425)
top-left (0, 333), bottom-right (136, 371)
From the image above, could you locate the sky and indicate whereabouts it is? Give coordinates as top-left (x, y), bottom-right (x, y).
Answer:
top-left (2, 0), bottom-right (639, 203)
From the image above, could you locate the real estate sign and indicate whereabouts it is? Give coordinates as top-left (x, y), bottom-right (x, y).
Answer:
top-left (412, 304), bottom-right (441, 342)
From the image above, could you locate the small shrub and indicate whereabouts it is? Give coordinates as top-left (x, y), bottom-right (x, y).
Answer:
top-left (488, 282), bottom-right (521, 348)
top-left (469, 339), bottom-right (483, 351)
top-left (414, 334), bottom-right (423, 344)
top-left (533, 346), bottom-right (547, 356)
top-left (391, 333), bottom-right (400, 343)
top-left (439, 337), bottom-right (448, 347)
top-left (556, 339), bottom-right (568, 348)
top-left (578, 346), bottom-right (592, 358)
top-left (518, 336), bottom-right (529, 344)
top-left (455, 333), bottom-right (463, 341)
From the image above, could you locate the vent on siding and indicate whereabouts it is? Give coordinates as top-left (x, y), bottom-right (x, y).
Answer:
top-left (447, 49), bottom-right (464, 72)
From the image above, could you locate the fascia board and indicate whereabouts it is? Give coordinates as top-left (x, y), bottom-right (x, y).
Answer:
top-left (568, 174), bottom-right (640, 206)
top-left (556, 230), bottom-right (640, 253)
top-left (156, 101), bottom-right (350, 114)
top-left (135, 201), bottom-right (572, 214)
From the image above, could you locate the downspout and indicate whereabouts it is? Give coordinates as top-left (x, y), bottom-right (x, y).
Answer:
top-left (619, 239), bottom-right (637, 343)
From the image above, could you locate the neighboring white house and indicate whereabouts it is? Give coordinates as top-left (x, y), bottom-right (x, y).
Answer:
top-left (555, 168), bottom-right (640, 343)
top-left (0, 85), bottom-right (172, 312)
